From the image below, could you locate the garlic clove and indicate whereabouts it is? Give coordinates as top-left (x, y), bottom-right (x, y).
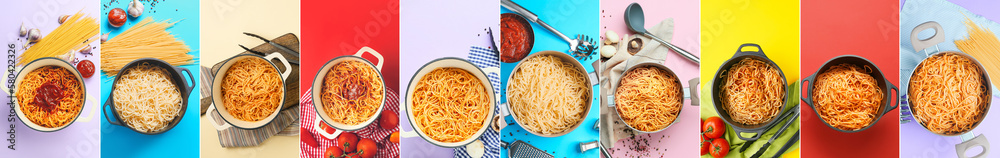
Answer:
top-left (58, 15), bottom-right (69, 24)
top-left (128, 0), bottom-right (143, 18)
top-left (79, 45), bottom-right (92, 55)
top-left (19, 23), bottom-right (26, 37)
top-left (101, 33), bottom-right (109, 43)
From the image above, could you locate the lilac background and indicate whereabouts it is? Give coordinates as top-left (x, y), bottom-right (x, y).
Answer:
top-left (0, 0), bottom-right (101, 157)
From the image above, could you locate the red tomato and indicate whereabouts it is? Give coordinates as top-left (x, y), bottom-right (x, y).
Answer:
top-left (710, 138), bottom-right (730, 158)
top-left (703, 117), bottom-right (726, 139)
top-left (700, 135), bottom-right (710, 155)
top-left (388, 131), bottom-right (399, 143)
top-left (324, 146), bottom-right (344, 158)
top-left (357, 138), bottom-right (378, 158)
top-left (300, 128), bottom-right (318, 147)
top-left (380, 111), bottom-right (398, 130)
top-left (337, 132), bottom-right (359, 153)
top-left (108, 8), bottom-right (126, 27)
top-left (76, 60), bottom-right (94, 78)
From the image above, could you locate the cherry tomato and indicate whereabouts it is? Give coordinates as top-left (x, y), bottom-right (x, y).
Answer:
top-left (380, 111), bottom-right (398, 130)
top-left (388, 131), bottom-right (399, 143)
top-left (324, 146), bottom-right (344, 158)
top-left (709, 138), bottom-right (730, 158)
top-left (703, 117), bottom-right (726, 139)
top-left (356, 138), bottom-right (378, 158)
top-left (700, 135), bottom-right (710, 155)
top-left (108, 8), bottom-right (126, 27)
top-left (337, 132), bottom-right (359, 153)
top-left (76, 60), bottom-right (94, 78)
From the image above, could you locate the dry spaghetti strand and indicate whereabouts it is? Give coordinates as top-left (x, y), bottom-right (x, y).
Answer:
top-left (909, 53), bottom-right (987, 135)
top-left (956, 17), bottom-right (1000, 86)
top-left (412, 68), bottom-right (490, 142)
top-left (721, 58), bottom-right (785, 125)
top-left (813, 63), bottom-right (882, 131)
top-left (615, 66), bottom-right (681, 132)
top-left (321, 60), bottom-right (384, 125)
top-left (21, 12), bottom-right (99, 66)
top-left (16, 66), bottom-right (84, 128)
top-left (221, 57), bottom-right (283, 122)
top-left (508, 55), bottom-right (589, 135)
top-left (102, 17), bottom-right (194, 75)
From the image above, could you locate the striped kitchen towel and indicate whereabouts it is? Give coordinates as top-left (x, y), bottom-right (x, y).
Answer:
top-left (455, 46), bottom-right (501, 158)
top-left (210, 105), bottom-right (300, 147)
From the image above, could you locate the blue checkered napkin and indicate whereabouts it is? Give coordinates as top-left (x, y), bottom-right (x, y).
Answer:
top-left (454, 46), bottom-right (501, 158)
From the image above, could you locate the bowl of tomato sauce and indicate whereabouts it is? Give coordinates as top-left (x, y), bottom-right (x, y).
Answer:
top-left (500, 13), bottom-right (534, 63)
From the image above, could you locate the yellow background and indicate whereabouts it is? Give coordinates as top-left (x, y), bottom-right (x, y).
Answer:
top-left (700, 0), bottom-right (800, 157)
top-left (199, 0), bottom-right (301, 157)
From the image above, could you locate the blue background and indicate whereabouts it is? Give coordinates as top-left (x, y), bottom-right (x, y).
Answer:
top-left (499, 0), bottom-right (600, 157)
top-left (99, 1), bottom-right (200, 158)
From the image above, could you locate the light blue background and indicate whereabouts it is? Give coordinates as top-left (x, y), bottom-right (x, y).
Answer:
top-left (499, 0), bottom-right (600, 157)
top-left (99, 1), bottom-right (200, 158)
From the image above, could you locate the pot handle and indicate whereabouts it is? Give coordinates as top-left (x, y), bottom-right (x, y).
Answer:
top-left (883, 80), bottom-right (900, 116)
top-left (956, 133), bottom-right (990, 158)
top-left (801, 73), bottom-right (817, 108)
top-left (353, 46), bottom-right (384, 70)
top-left (207, 105), bottom-right (232, 131)
top-left (734, 127), bottom-right (765, 141)
top-left (102, 97), bottom-right (123, 126)
top-left (736, 43), bottom-right (766, 58)
top-left (176, 67), bottom-right (196, 96)
top-left (313, 116), bottom-right (343, 139)
top-left (265, 53), bottom-right (293, 80)
top-left (910, 21), bottom-right (945, 55)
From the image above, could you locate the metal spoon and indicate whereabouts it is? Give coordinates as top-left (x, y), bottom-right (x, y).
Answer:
top-left (625, 3), bottom-right (700, 64)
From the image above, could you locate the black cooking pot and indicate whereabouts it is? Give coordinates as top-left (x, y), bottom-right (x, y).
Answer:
top-left (711, 43), bottom-right (789, 141)
top-left (103, 58), bottom-right (194, 135)
top-left (801, 55), bottom-right (898, 133)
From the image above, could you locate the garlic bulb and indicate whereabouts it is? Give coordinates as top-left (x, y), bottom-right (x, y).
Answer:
top-left (127, 0), bottom-right (143, 18)
top-left (27, 28), bottom-right (41, 43)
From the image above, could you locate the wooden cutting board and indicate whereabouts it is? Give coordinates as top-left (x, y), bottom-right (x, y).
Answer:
top-left (200, 33), bottom-right (300, 115)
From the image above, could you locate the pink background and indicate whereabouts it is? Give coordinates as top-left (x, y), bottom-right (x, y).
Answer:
top-left (601, 0), bottom-right (701, 157)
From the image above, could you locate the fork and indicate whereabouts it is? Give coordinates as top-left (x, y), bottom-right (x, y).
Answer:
top-left (501, 0), bottom-right (598, 60)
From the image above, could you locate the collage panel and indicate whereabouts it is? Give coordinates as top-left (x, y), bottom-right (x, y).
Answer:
top-left (99, 0), bottom-right (201, 157)
top-left (198, 0), bottom-right (301, 157)
top-left (1, 0), bottom-right (102, 157)
top-left (300, 0), bottom-right (401, 157)
top-left (900, 0), bottom-right (1000, 157)
top-left (597, 0), bottom-right (701, 157)
top-left (800, 0), bottom-right (900, 157)
top-left (699, 0), bottom-right (801, 157)
top-left (499, 0), bottom-right (601, 157)
top-left (399, 0), bottom-right (499, 157)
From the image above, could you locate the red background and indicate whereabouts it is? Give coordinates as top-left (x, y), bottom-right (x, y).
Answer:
top-left (801, 0), bottom-right (899, 157)
top-left (301, 0), bottom-right (400, 94)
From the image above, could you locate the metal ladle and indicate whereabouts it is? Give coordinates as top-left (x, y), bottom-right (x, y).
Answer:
top-left (625, 3), bottom-right (700, 64)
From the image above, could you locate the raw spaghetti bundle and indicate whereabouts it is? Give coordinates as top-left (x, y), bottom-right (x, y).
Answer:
top-left (221, 57), bottom-right (283, 122)
top-left (615, 66), bottom-right (681, 132)
top-left (507, 55), bottom-right (588, 135)
top-left (102, 17), bottom-right (193, 75)
top-left (321, 60), bottom-right (384, 125)
top-left (113, 63), bottom-right (182, 133)
top-left (909, 53), bottom-right (987, 135)
top-left (812, 63), bottom-right (882, 131)
top-left (956, 17), bottom-right (1000, 86)
top-left (16, 66), bottom-right (84, 128)
top-left (721, 58), bottom-right (785, 125)
top-left (412, 68), bottom-right (490, 142)
top-left (20, 12), bottom-right (99, 65)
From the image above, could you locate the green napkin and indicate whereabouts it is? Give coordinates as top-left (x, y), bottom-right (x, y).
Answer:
top-left (700, 81), bottom-right (801, 158)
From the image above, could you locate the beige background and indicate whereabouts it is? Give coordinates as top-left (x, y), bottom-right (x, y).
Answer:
top-left (199, 0), bottom-right (300, 157)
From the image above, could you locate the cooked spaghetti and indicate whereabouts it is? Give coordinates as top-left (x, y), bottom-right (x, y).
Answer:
top-left (956, 17), bottom-right (1000, 86)
top-left (412, 68), bottom-right (490, 142)
top-left (615, 66), bottom-right (681, 132)
top-left (508, 55), bottom-right (588, 135)
top-left (812, 63), bottom-right (882, 131)
top-left (113, 63), bottom-right (182, 133)
top-left (16, 66), bottom-right (84, 128)
top-left (21, 12), bottom-right (99, 66)
top-left (909, 53), bottom-right (987, 135)
top-left (721, 58), bottom-right (785, 125)
top-left (102, 18), bottom-right (194, 75)
top-left (221, 57), bottom-right (283, 122)
top-left (321, 60), bottom-right (384, 125)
